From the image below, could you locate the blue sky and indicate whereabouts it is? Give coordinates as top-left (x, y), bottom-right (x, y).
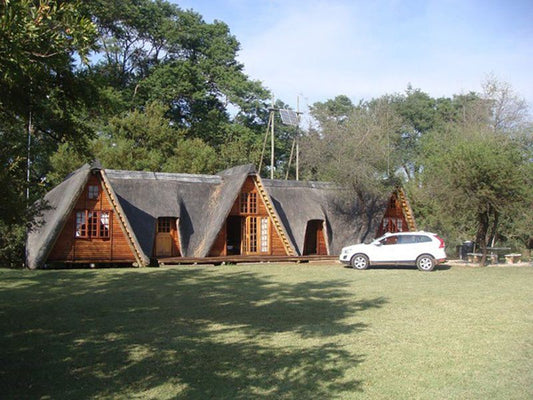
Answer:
top-left (175, 0), bottom-right (533, 113)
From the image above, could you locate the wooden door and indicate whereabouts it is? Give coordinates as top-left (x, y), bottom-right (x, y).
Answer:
top-left (155, 217), bottom-right (178, 257)
top-left (155, 234), bottom-right (172, 257)
top-left (243, 216), bottom-right (269, 255)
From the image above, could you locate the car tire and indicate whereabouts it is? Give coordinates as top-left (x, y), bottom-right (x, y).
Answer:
top-left (416, 254), bottom-right (435, 271)
top-left (351, 254), bottom-right (369, 270)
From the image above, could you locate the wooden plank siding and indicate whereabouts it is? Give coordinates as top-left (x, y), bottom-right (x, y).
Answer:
top-left (316, 222), bottom-right (328, 255)
top-left (48, 173), bottom-right (136, 264)
top-left (209, 223), bottom-right (227, 257)
top-left (376, 191), bottom-right (410, 236)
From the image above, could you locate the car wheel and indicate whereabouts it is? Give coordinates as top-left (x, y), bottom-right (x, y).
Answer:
top-left (416, 254), bottom-right (435, 271)
top-left (351, 254), bottom-right (369, 270)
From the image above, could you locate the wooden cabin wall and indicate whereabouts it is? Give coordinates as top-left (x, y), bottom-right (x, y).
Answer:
top-left (270, 229), bottom-right (288, 256)
top-left (209, 224), bottom-right (227, 257)
top-left (317, 223), bottom-right (328, 255)
top-left (377, 192), bottom-right (409, 236)
top-left (48, 174), bottom-right (135, 264)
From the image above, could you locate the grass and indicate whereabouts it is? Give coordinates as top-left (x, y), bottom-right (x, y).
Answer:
top-left (0, 263), bottom-right (531, 399)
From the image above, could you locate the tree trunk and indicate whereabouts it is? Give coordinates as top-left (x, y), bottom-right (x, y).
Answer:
top-left (476, 207), bottom-right (490, 266)
top-left (487, 206), bottom-right (499, 248)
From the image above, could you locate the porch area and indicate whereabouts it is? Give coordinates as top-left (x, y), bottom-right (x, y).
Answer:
top-left (157, 254), bottom-right (337, 266)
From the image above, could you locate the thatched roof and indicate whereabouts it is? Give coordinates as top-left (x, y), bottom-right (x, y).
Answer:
top-left (106, 164), bottom-right (253, 258)
top-left (26, 164), bottom-right (92, 270)
top-left (26, 162), bottom-right (391, 268)
top-left (263, 179), bottom-right (386, 254)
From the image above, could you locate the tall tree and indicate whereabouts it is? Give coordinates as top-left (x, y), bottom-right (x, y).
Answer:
top-left (0, 0), bottom-right (97, 266)
top-left (301, 98), bottom-right (403, 241)
top-left (86, 0), bottom-right (270, 145)
top-left (419, 125), bottom-right (531, 263)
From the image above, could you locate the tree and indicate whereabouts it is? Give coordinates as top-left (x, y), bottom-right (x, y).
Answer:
top-left (301, 98), bottom-right (403, 241)
top-left (419, 118), bottom-right (531, 264)
top-left (85, 0), bottom-right (271, 146)
top-left (0, 0), bottom-right (97, 267)
top-left (482, 75), bottom-right (530, 133)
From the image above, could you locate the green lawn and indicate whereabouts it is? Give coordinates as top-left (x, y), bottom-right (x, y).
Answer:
top-left (0, 264), bottom-right (531, 399)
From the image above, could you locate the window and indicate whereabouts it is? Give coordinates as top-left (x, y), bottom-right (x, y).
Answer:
top-left (381, 235), bottom-right (398, 245)
top-left (249, 192), bottom-right (257, 214)
top-left (240, 192), bottom-right (257, 214)
top-left (382, 217), bottom-right (403, 232)
top-left (158, 218), bottom-right (172, 233)
top-left (240, 193), bottom-right (249, 213)
top-left (397, 235), bottom-right (415, 244)
top-left (76, 211), bottom-right (87, 237)
top-left (88, 185), bottom-right (99, 200)
top-left (243, 216), bottom-right (269, 254)
top-left (248, 217), bottom-right (257, 252)
top-left (415, 235), bottom-right (431, 243)
top-left (260, 217), bottom-right (269, 253)
top-left (75, 210), bottom-right (110, 238)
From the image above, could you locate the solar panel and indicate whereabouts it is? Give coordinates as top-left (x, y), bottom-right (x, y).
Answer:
top-left (279, 109), bottom-right (299, 126)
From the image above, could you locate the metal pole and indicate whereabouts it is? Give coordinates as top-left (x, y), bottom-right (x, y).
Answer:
top-left (271, 110), bottom-right (275, 179)
top-left (296, 138), bottom-right (299, 181)
top-left (296, 96), bottom-right (300, 181)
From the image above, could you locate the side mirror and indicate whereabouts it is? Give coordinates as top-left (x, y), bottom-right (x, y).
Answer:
top-left (372, 240), bottom-right (382, 246)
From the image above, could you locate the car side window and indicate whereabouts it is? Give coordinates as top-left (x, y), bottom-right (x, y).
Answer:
top-left (397, 235), bottom-right (415, 244)
top-left (381, 235), bottom-right (398, 245)
top-left (415, 235), bottom-right (431, 243)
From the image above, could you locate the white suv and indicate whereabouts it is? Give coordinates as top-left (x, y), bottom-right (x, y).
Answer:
top-left (339, 232), bottom-right (447, 271)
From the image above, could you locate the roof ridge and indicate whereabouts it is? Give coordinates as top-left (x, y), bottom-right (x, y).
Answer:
top-left (105, 169), bottom-right (221, 183)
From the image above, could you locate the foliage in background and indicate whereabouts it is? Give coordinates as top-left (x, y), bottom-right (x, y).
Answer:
top-left (301, 97), bottom-right (403, 241)
top-left (304, 80), bottom-right (532, 256)
top-left (0, 0), bottom-right (97, 267)
top-left (1, 1), bottom-right (531, 266)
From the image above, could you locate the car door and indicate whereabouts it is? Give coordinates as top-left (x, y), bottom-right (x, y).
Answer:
top-left (372, 234), bottom-right (401, 262)
top-left (395, 234), bottom-right (419, 262)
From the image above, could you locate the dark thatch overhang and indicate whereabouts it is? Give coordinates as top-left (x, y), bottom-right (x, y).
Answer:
top-left (26, 164), bottom-right (92, 269)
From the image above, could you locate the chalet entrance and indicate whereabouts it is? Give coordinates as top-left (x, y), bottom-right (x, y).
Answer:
top-left (226, 216), bottom-right (242, 255)
top-left (155, 217), bottom-right (180, 257)
top-left (207, 175), bottom-right (292, 258)
top-left (303, 219), bottom-right (327, 255)
top-left (243, 216), bottom-right (269, 255)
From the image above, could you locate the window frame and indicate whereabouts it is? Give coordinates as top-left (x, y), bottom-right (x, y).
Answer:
top-left (240, 192), bottom-right (258, 214)
top-left (75, 210), bottom-right (111, 239)
top-left (88, 185), bottom-right (99, 200)
top-left (157, 217), bottom-right (173, 233)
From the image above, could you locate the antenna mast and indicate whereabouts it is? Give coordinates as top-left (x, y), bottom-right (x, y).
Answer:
top-left (279, 97), bottom-right (301, 180)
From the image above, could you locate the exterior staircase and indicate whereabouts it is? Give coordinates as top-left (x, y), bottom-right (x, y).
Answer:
top-left (254, 176), bottom-right (295, 256)
top-left (397, 187), bottom-right (417, 231)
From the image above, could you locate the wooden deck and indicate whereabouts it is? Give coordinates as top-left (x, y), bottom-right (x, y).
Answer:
top-left (157, 255), bottom-right (338, 266)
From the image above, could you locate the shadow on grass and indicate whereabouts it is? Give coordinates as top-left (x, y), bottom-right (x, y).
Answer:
top-left (0, 268), bottom-right (387, 399)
